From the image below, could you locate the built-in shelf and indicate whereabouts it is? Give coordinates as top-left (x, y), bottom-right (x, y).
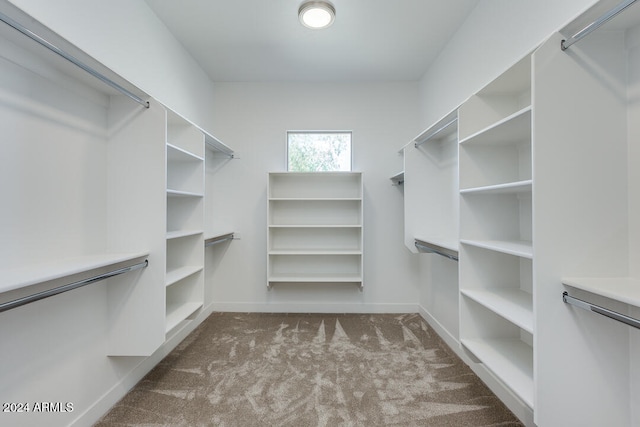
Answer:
top-left (167, 189), bottom-right (204, 198)
top-left (461, 337), bottom-right (534, 409)
top-left (268, 172), bottom-right (363, 288)
top-left (459, 107), bottom-right (531, 146)
top-left (166, 265), bottom-right (203, 287)
top-left (562, 277), bottom-right (640, 308)
top-left (268, 249), bottom-right (362, 256)
top-left (461, 289), bottom-right (533, 333)
top-left (166, 230), bottom-right (203, 240)
top-left (268, 273), bottom-right (363, 283)
top-left (458, 53), bottom-right (534, 419)
top-left (460, 239), bottom-right (533, 259)
top-left (167, 143), bottom-right (204, 162)
top-left (165, 301), bottom-right (203, 333)
top-left (1, 252), bottom-right (149, 295)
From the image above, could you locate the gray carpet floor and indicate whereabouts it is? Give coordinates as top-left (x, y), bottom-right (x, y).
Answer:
top-left (96, 313), bottom-right (523, 426)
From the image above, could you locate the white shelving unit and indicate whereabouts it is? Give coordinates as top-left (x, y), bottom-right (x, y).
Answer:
top-left (164, 110), bottom-right (205, 336)
top-left (458, 54), bottom-right (534, 413)
top-left (267, 172), bottom-right (363, 288)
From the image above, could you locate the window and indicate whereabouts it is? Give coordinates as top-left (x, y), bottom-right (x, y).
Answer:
top-left (287, 131), bottom-right (352, 172)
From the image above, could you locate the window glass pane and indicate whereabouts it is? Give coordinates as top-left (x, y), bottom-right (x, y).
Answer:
top-left (287, 132), bottom-right (352, 172)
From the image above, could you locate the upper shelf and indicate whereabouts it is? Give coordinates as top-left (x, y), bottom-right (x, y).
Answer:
top-left (413, 110), bottom-right (458, 148)
top-left (562, 277), bottom-right (640, 308)
top-left (459, 107), bottom-right (531, 146)
top-left (0, 252), bottom-right (149, 300)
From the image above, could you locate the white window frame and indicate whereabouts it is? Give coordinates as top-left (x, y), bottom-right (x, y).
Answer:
top-left (286, 130), bottom-right (353, 172)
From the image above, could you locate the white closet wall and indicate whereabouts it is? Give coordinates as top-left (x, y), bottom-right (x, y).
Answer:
top-left (403, 111), bottom-right (460, 347)
top-left (533, 2), bottom-right (640, 424)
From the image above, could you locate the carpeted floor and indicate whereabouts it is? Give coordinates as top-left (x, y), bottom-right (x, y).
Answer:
top-left (96, 313), bottom-right (523, 426)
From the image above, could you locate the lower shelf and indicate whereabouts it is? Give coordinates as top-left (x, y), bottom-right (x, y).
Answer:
top-left (268, 273), bottom-right (362, 283)
top-left (461, 337), bottom-right (534, 409)
top-left (460, 239), bottom-right (533, 259)
top-left (166, 301), bottom-right (203, 333)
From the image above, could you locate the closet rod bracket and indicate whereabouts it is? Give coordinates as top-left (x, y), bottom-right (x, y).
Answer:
top-left (562, 291), bottom-right (640, 330)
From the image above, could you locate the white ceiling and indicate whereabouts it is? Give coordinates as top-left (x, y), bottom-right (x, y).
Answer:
top-left (145, 0), bottom-right (479, 83)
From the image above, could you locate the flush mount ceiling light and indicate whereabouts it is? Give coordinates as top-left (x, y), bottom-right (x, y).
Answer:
top-left (298, 1), bottom-right (336, 29)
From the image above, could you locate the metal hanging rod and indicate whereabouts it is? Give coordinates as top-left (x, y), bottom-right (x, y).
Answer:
top-left (205, 233), bottom-right (235, 247)
top-left (415, 118), bottom-right (457, 148)
top-left (561, 0), bottom-right (638, 50)
top-left (0, 11), bottom-right (149, 108)
top-left (562, 291), bottom-right (640, 329)
top-left (0, 260), bottom-right (148, 314)
top-left (415, 240), bottom-right (459, 261)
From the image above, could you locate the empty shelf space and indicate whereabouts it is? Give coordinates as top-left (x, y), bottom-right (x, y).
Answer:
top-left (268, 249), bottom-right (362, 256)
top-left (461, 289), bottom-right (533, 333)
top-left (1, 252), bottom-right (149, 295)
top-left (167, 143), bottom-right (204, 162)
top-left (459, 106), bottom-right (531, 146)
top-left (165, 301), bottom-right (203, 333)
top-left (562, 277), bottom-right (640, 308)
top-left (460, 180), bottom-right (532, 195)
top-left (268, 273), bottom-right (363, 283)
top-left (461, 338), bottom-right (534, 408)
top-left (166, 265), bottom-right (203, 287)
top-left (460, 239), bottom-right (533, 259)
top-left (167, 189), bottom-right (204, 198)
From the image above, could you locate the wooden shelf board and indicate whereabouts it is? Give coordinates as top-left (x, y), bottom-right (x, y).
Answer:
top-left (1, 252), bottom-right (149, 294)
top-left (460, 239), bottom-right (533, 259)
top-left (460, 180), bottom-right (532, 195)
top-left (461, 289), bottom-right (533, 333)
top-left (166, 265), bottom-right (203, 287)
top-left (562, 277), bottom-right (640, 308)
top-left (461, 338), bottom-right (534, 408)
top-left (165, 301), bottom-right (203, 333)
top-left (459, 106), bottom-right (531, 146)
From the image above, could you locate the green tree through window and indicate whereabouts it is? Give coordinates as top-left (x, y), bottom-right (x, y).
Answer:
top-left (287, 132), bottom-right (352, 172)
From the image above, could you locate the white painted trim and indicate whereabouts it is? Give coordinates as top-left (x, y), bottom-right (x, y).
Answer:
top-left (71, 303), bottom-right (217, 427)
top-left (211, 302), bottom-right (419, 314)
top-left (418, 304), bottom-right (535, 427)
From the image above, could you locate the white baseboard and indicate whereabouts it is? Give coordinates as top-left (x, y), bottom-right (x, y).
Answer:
top-left (211, 301), bottom-right (419, 313)
top-left (417, 304), bottom-right (535, 427)
top-left (72, 303), bottom-right (217, 427)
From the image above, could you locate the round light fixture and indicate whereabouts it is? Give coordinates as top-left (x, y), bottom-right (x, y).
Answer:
top-left (298, 1), bottom-right (335, 29)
